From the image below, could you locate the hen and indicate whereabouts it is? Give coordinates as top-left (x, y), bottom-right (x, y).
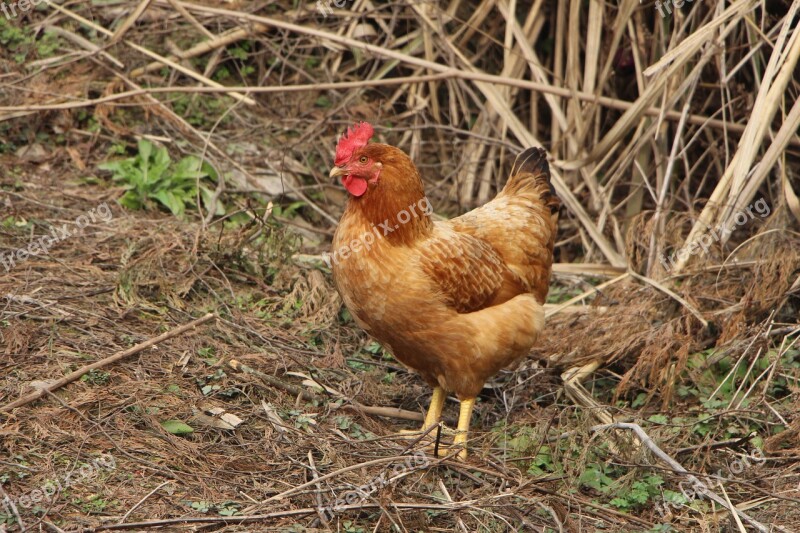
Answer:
top-left (329, 122), bottom-right (559, 459)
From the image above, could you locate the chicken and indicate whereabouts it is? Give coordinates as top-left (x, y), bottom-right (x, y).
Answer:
top-left (328, 122), bottom-right (560, 459)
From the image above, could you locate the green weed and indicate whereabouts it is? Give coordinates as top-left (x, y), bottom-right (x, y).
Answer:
top-left (0, 19), bottom-right (60, 63)
top-left (98, 139), bottom-right (223, 218)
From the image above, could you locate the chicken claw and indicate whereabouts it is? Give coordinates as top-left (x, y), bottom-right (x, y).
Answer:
top-left (396, 391), bottom-right (474, 460)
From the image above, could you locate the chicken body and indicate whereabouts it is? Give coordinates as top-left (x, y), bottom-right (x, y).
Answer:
top-left (330, 130), bottom-right (559, 458)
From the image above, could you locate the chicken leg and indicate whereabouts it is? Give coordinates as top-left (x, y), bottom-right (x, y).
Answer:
top-left (398, 386), bottom-right (446, 436)
top-left (421, 386), bottom-right (446, 430)
top-left (452, 397), bottom-right (475, 460)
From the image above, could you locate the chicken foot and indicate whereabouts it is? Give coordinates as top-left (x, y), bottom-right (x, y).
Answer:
top-left (397, 386), bottom-right (447, 436)
top-left (398, 392), bottom-right (476, 461)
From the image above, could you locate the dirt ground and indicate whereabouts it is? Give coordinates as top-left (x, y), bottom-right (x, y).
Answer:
top-left (1, 145), bottom-right (798, 532)
top-left (2, 1), bottom-right (800, 532)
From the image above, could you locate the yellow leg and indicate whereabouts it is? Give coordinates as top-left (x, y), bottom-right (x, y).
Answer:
top-left (452, 398), bottom-right (476, 460)
top-left (397, 387), bottom-right (447, 437)
top-left (422, 386), bottom-right (446, 430)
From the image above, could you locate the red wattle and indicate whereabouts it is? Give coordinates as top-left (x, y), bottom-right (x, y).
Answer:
top-left (343, 175), bottom-right (368, 197)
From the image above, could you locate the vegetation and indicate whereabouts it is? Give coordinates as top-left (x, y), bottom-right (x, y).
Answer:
top-left (98, 139), bottom-right (223, 217)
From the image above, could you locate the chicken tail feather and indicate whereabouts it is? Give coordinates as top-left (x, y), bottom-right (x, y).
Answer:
top-left (505, 147), bottom-right (560, 215)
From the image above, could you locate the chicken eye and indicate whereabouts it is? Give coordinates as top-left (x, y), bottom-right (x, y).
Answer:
top-left (359, 156), bottom-right (368, 164)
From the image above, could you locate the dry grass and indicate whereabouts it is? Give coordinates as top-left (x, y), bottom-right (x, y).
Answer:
top-left (1, 0), bottom-right (799, 531)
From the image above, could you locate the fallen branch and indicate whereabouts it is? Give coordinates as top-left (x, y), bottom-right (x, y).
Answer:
top-left (90, 502), bottom-right (469, 531)
top-left (0, 313), bottom-right (216, 414)
top-left (130, 23), bottom-right (268, 78)
top-left (109, 0), bottom-right (153, 44)
top-left (43, 0), bottom-right (255, 105)
top-left (229, 359), bottom-right (318, 401)
top-left (228, 359), bottom-right (424, 423)
top-left (3, 75), bottom-right (796, 146)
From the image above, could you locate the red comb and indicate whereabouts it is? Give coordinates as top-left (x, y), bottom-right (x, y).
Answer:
top-left (334, 122), bottom-right (374, 165)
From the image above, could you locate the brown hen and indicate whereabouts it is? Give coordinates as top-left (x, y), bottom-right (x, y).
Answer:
top-left (329, 122), bottom-right (559, 459)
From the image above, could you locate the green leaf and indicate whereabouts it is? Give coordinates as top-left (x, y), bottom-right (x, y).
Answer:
top-left (202, 161), bottom-right (218, 181)
top-left (190, 500), bottom-right (210, 512)
top-left (137, 139), bottom-right (152, 162)
top-left (632, 393), bottom-right (648, 408)
top-left (229, 46), bottom-right (248, 60)
top-left (579, 467), bottom-right (613, 492)
top-left (662, 490), bottom-right (688, 505)
top-left (97, 161), bottom-right (122, 172)
top-left (201, 384), bottom-right (220, 395)
top-left (98, 142), bottom-right (220, 219)
top-left (151, 190), bottom-right (185, 217)
top-left (171, 156), bottom-right (207, 181)
top-left (365, 342), bottom-right (382, 354)
top-left (160, 419), bottom-right (194, 435)
top-left (629, 482), bottom-right (650, 503)
top-left (610, 497), bottom-right (631, 509)
top-left (118, 191), bottom-right (142, 210)
top-left (147, 146), bottom-right (171, 184)
top-left (200, 186), bottom-right (225, 216)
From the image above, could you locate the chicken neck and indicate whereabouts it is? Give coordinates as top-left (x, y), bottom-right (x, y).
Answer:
top-left (343, 179), bottom-right (433, 246)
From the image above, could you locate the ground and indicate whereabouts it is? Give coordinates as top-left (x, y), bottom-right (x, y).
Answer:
top-left (2, 144), bottom-right (799, 532)
top-left (1, 1), bottom-right (800, 532)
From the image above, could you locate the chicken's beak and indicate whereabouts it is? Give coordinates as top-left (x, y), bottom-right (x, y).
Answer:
top-left (329, 166), bottom-right (346, 180)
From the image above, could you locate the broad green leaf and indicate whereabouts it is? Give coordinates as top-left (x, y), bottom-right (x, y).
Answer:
top-left (137, 139), bottom-right (152, 162)
top-left (118, 191), bottom-right (142, 210)
top-left (172, 156), bottom-right (209, 183)
top-left (202, 161), bottom-right (218, 180)
top-left (200, 186), bottom-right (225, 215)
top-left (151, 190), bottom-right (184, 217)
top-left (147, 146), bottom-right (171, 184)
top-left (97, 161), bottom-right (122, 172)
top-left (160, 419), bottom-right (194, 435)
